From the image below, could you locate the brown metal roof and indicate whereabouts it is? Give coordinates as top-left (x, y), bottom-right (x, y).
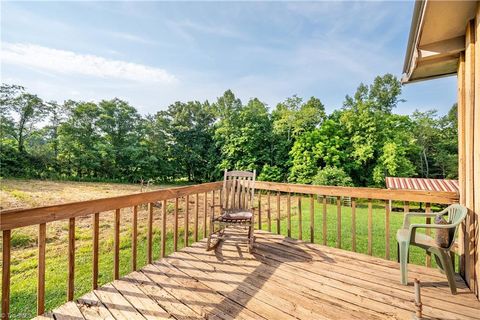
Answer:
top-left (386, 177), bottom-right (459, 193)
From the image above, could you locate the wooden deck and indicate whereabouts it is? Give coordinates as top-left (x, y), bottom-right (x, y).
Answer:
top-left (43, 230), bottom-right (480, 320)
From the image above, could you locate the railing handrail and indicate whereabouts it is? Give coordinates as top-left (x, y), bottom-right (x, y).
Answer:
top-left (255, 181), bottom-right (458, 204)
top-left (0, 181), bottom-right (223, 231)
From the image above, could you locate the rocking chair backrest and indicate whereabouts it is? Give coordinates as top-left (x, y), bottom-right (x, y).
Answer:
top-left (222, 170), bottom-right (256, 211)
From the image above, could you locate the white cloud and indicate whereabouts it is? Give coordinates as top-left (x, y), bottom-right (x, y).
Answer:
top-left (1, 42), bottom-right (177, 83)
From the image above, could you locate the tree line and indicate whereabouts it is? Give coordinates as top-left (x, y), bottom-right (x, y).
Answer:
top-left (0, 74), bottom-right (458, 187)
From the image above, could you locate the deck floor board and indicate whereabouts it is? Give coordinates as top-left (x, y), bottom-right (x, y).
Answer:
top-left (48, 230), bottom-right (480, 320)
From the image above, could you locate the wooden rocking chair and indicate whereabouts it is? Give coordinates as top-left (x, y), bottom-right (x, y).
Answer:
top-left (207, 169), bottom-right (256, 252)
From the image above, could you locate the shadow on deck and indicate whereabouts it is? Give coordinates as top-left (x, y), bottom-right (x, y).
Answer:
top-left (42, 230), bottom-right (480, 320)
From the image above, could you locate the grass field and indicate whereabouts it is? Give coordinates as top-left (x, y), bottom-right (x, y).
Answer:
top-left (0, 179), bottom-right (450, 318)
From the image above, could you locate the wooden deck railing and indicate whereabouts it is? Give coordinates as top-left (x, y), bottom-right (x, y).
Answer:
top-left (253, 181), bottom-right (459, 265)
top-left (0, 180), bottom-right (459, 319)
top-left (0, 182), bottom-right (222, 319)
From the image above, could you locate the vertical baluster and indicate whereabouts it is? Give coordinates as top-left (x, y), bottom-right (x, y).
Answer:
top-left (404, 201), bottom-right (410, 213)
top-left (174, 198), bottom-right (179, 252)
top-left (276, 192), bottom-right (281, 234)
top-left (2, 230), bottom-right (11, 320)
top-left (385, 200), bottom-right (390, 260)
top-left (425, 202), bottom-right (431, 267)
top-left (258, 192), bottom-right (262, 230)
top-left (287, 193), bottom-right (291, 237)
top-left (203, 192), bottom-right (208, 238)
top-left (298, 195), bottom-right (302, 240)
top-left (67, 217), bottom-right (75, 300)
top-left (37, 223), bottom-right (46, 315)
top-left (161, 200), bottom-right (167, 258)
top-left (132, 206), bottom-right (137, 271)
top-left (322, 196), bottom-right (327, 245)
top-left (336, 196), bottom-right (341, 249)
top-left (310, 194), bottom-right (315, 243)
top-left (267, 191), bottom-right (271, 232)
top-left (194, 193), bottom-right (199, 242)
top-left (368, 199), bottom-right (373, 256)
top-left (351, 198), bottom-right (356, 252)
top-left (185, 195), bottom-right (189, 247)
top-left (92, 212), bottom-right (99, 289)
top-left (147, 203), bottom-right (153, 264)
top-left (114, 209), bottom-right (120, 280)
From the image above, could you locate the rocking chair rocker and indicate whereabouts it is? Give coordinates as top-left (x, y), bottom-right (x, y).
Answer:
top-left (207, 169), bottom-right (256, 252)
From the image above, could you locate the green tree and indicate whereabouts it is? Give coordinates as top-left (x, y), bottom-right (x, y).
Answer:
top-left (312, 166), bottom-right (353, 187)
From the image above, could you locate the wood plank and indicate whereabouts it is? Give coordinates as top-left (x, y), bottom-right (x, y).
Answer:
top-left (53, 301), bottom-right (85, 320)
top-left (322, 196), bottom-right (327, 245)
top-left (161, 200), bottom-right (166, 258)
top-left (94, 284), bottom-right (144, 320)
top-left (128, 271), bottom-right (199, 320)
top-left (37, 223), bottom-right (46, 315)
top-left (132, 206), bottom-right (137, 271)
top-left (174, 198), bottom-right (178, 252)
top-left (76, 291), bottom-right (114, 320)
top-left (254, 181), bottom-right (458, 204)
top-left (368, 199), bottom-right (372, 256)
top-left (298, 196), bottom-right (302, 240)
top-left (457, 50), bottom-right (466, 278)
top-left (473, 5), bottom-right (480, 299)
top-left (336, 196), bottom-right (341, 248)
top-left (464, 18), bottom-right (476, 291)
top-left (194, 193), bottom-right (199, 242)
top-left (114, 209), bottom-right (120, 280)
top-left (309, 194), bottom-right (314, 243)
top-left (385, 200), bottom-right (390, 260)
top-left (92, 213), bottom-right (99, 289)
top-left (1, 182), bottom-right (223, 230)
top-left (351, 198), bottom-right (356, 252)
top-left (2, 230), bottom-right (10, 320)
top-left (147, 203), bottom-right (153, 264)
top-left (184, 195), bottom-right (189, 247)
top-left (287, 193), bottom-right (291, 237)
top-left (111, 275), bottom-right (171, 320)
top-left (68, 217), bottom-right (75, 301)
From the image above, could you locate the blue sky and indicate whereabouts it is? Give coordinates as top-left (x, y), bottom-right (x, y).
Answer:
top-left (1, 1), bottom-right (457, 116)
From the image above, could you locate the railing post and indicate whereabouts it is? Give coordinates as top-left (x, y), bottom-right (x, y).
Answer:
top-left (2, 230), bottom-right (11, 320)
top-left (336, 196), bottom-right (341, 248)
top-left (287, 193), bottom-right (291, 237)
top-left (368, 199), bottom-right (373, 256)
top-left (185, 195), bottom-right (189, 247)
top-left (174, 198), bottom-right (179, 252)
top-left (298, 195), bottom-right (302, 240)
top-left (351, 198), bottom-right (356, 252)
top-left (322, 196), bottom-right (327, 245)
top-left (267, 191), bottom-right (271, 232)
top-left (161, 200), bottom-right (167, 258)
top-left (194, 193), bottom-right (199, 242)
top-left (425, 202), bottom-right (431, 267)
top-left (114, 209), bottom-right (120, 280)
top-left (385, 200), bottom-right (390, 260)
top-left (92, 212), bottom-right (99, 289)
top-left (132, 206), bottom-right (137, 271)
top-left (276, 192), bottom-right (281, 234)
top-left (37, 223), bottom-right (46, 315)
top-left (310, 194), bottom-right (314, 243)
top-left (258, 192), bottom-right (262, 230)
top-left (147, 203), bottom-right (153, 264)
top-left (67, 217), bottom-right (75, 301)
top-left (203, 192), bottom-right (208, 238)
